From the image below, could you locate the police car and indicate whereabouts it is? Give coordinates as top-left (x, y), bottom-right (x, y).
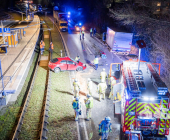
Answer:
top-left (75, 23), bottom-right (85, 32)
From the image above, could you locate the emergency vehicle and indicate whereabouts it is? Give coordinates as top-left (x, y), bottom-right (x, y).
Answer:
top-left (110, 60), bottom-right (169, 140)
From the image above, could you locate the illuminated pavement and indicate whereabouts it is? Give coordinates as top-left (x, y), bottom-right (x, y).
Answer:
top-left (61, 30), bottom-right (123, 140)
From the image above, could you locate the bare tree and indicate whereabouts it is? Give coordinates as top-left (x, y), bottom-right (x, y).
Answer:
top-left (109, 0), bottom-right (170, 89)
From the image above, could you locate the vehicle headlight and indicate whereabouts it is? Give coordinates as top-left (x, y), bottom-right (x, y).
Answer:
top-left (82, 27), bottom-right (85, 31)
top-left (76, 27), bottom-right (79, 31)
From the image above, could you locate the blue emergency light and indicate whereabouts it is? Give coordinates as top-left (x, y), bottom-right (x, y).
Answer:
top-left (68, 12), bottom-right (71, 15)
top-left (79, 23), bottom-right (82, 26)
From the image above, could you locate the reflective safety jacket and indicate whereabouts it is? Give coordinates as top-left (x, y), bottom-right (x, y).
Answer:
top-left (99, 120), bottom-right (112, 133)
top-left (50, 43), bottom-right (54, 50)
top-left (73, 81), bottom-right (80, 91)
top-left (75, 56), bottom-right (80, 61)
top-left (90, 28), bottom-right (92, 32)
top-left (72, 100), bottom-right (81, 111)
top-left (82, 31), bottom-right (85, 34)
top-left (94, 58), bottom-right (99, 64)
top-left (87, 80), bottom-right (93, 91)
top-left (100, 71), bottom-right (107, 82)
top-left (85, 97), bottom-right (93, 109)
top-left (98, 83), bottom-right (107, 93)
top-left (79, 32), bottom-right (82, 35)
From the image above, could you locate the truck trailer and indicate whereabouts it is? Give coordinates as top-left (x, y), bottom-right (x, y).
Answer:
top-left (106, 27), bottom-right (133, 55)
top-left (53, 8), bottom-right (68, 32)
top-left (110, 60), bottom-right (169, 140)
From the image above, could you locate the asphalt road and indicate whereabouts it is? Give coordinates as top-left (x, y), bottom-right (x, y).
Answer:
top-left (61, 29), bottom-right (123, 140)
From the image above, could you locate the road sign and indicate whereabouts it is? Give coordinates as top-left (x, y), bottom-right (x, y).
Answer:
top-left (136, 40), bottom-right (146, 48)
top-left (0, 28), bottom-right (10, 33)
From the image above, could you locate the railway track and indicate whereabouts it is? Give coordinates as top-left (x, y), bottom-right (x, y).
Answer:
top-left (12, 22), bottom-right (52, 140)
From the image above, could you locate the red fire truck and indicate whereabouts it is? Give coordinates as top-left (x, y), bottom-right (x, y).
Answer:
top-left (110, 59), bottom-right (169, 140)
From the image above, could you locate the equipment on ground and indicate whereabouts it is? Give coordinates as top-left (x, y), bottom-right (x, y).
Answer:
top-left (110, 60), bottom-right (169, 140)
top-left (106, 27), bottom-right (133, 55)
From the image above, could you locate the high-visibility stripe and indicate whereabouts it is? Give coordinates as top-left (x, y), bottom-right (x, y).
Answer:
top-left (126, 112), bottom-right (128, 117)
top-left (129, 106), bottom-right (136, 112)
top-left (129, 101), bottom-right (136, 109)
top-left (160, 119), bottom-right (165, 123)
top-left (129, 98), bottom-right (136, 104)
top-left (127, 116), bottom-right (135, 126)
top-left (163, 99), bottom-right (168, 104)
top-left (160, 123), bottom-right (165, 128)
top-left (161, 113), bottom-right (166, 118)
top-left (150, 104), bottom-right (160, 113)
top-left (125, 115), bottom-right (129, 121)
top-left (163, 104), bottom-right (167, 108)
top-left (137, 103), bottom-right (142, 107)
top-left (147, 106), bottom-right (155, 114)
top-left (166, 124), bottom-right (169, 128)
top-left (137, 103), bottom-right (147, 112)
top-left (155, 104), bottom-right (160, 108)
top-left (126, 107), bottom-right (129, 112)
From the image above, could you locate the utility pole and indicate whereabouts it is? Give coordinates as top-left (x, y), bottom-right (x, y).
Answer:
top-left (1, 21), bottom-right (5, 44)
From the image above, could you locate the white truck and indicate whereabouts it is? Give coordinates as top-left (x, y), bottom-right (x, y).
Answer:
top-left (53, 8), bottom-right (68, 32)
top-left (106, 27), bottom-right (133, 55)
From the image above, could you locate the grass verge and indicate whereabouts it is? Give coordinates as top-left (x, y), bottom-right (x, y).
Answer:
top-left (0, 52), bottom-right (38, 140)
top-left (41, 15), bottom-right (78, 140)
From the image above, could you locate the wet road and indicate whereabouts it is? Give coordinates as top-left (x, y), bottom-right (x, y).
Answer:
top-left (61, 29), bottom-right (123, 140)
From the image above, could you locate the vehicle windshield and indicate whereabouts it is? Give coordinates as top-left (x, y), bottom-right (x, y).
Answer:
top-left (51, 58), bottom-right (58, 63)
top-left (60, 23), bottom-right (67, 26)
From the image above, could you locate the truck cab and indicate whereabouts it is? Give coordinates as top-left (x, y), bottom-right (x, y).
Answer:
top-left (58, 20), bottom-right (68, 32)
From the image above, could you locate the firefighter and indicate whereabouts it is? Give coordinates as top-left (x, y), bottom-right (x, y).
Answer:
top-left (108, 77), bottom-right (116, 100)
top-left (87, 78), bottom-right (92, 95)
top-left (98, 116), bottom-right (112, 140)
top-left (84, 94), bottom-right (93, 121)
top-left (82, 30), bottom-right (85, 39)
top-left (75, 56), bottom-right (80, 63)
top-left (73, 79), bottom-right (80, 97)
top-left (94, 56), bottom-right (99, 70)
top-left (100, 68), bottom-right (107, 83)
top-left (80, 31), bottom-right (82, 40)
top-left (97, 81), bottom-right (107, 101)
top-left (90, 28), bottom-right (93, 37)
top-left (72, 97), bottom-right (81, 121)
top-left (49, 42), bottom-right (54, 60)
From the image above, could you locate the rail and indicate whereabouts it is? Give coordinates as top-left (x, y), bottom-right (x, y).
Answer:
top-left (12, 20), bottom-right (51, 140)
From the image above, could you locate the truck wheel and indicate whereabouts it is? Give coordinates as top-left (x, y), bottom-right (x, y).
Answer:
top-left (54, 67), bottom-right (60, 73)
top-left (76, 67), bottom-right (83, 71)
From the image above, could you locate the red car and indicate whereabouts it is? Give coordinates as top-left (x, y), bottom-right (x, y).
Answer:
top-left (48, 57), bottom-right (86, 73)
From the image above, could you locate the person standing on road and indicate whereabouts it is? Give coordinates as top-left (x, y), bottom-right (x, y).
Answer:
top-left (49, 42), bottom-right (54, 60)
top-left (98, 116), bottom-right (112, 140)
top-left (108, 77), bottom-right (117, 100)
top-left (97, 81), bottom-right (107, 101)
top-left (93, 28), bottom-right (96, 37)
top-left (87, 78), bottom-right (93, 95)
top-left (75, 56), bottom-right (80, 63)
top-left (73, 79), bottom-right (80, 97)
top-left (79, 31), bottom-right (82, 40)
top-left (100, 68), bottom-right (107, 83)
top-left (84, 94), bottom-right (93, 121)
top-left (94, 56), bottom-right (99, 70)
top-left (82, 30), bottom-right (85, 39)
top-left (72, 97), bottom-right (81, 121)
top-left (90, 28), bottom-right (93, 37)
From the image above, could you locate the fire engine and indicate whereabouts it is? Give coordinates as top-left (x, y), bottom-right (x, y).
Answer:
top-left (110, 59), bottom-right (169, 140)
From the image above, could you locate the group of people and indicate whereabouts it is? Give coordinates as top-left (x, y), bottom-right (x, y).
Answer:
top-left (90, 28), bottom-right (96, 37)
top-left (40, 40), bottom-right (54, 60)
top-left (80, 30), bottom-right (85, 40)
top-left (72, 68), bottom-right (118, 139)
